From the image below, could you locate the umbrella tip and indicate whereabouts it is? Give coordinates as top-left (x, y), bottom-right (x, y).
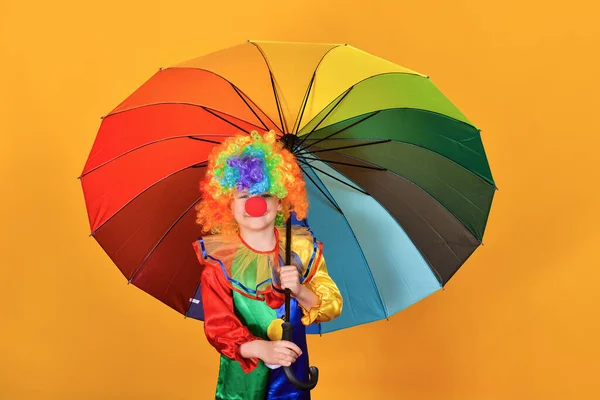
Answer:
top-left (159, 67), bottom-right (163, 71)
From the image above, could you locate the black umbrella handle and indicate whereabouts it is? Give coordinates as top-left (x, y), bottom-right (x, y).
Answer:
top-left (283, 218), bottom-right (319, 391)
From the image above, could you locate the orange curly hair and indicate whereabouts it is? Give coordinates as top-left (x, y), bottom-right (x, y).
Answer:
top-left (194, 131), bottom-right (308, 235)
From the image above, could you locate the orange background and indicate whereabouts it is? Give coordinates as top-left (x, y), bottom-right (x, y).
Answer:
top-left (1, 0), bottom-right (599, 398)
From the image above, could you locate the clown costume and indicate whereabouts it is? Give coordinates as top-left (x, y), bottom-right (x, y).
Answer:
top-left (192, 131), bottom-right (343, 400)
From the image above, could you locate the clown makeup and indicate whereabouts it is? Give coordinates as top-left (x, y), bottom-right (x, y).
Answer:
top-left (195, 131), bottom-right (308, 235)
top-left (231, 189), bottom-right (282, 235)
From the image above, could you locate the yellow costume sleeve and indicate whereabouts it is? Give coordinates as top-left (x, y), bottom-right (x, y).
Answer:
top-left (300, 252), bottom-right (343, 326)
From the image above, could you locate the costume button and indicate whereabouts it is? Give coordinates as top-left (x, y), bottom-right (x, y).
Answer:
top-left (267, 318), bottom-right (284, 341)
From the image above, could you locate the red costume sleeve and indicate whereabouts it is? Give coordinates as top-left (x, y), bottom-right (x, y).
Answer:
top-left (195, 243), bottom-right (262, 374)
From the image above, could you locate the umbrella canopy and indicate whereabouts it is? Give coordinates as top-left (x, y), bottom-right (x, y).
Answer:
top-left (80, 40), bottom-right (496, 334)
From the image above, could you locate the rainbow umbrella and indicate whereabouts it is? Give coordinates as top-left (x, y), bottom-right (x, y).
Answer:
top-left (80, 39), bottom-right (496, 352)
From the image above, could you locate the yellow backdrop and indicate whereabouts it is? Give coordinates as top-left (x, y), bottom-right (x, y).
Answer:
top-left (1, 0), bottom-right (599, 398)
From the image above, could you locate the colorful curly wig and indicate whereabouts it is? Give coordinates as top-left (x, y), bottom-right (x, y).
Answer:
top-left (195, 130), bottom-right (308, 234)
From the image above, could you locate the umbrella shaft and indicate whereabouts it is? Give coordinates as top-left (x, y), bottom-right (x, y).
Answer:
top-left (285, 216), bottom-right (292, 322)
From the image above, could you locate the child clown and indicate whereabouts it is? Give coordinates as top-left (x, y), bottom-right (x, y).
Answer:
top-left (192, 131), bottom-right (343, 400)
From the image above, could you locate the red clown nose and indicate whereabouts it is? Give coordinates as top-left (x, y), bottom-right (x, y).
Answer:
top-left (245, 196), bottom-right (268, 217)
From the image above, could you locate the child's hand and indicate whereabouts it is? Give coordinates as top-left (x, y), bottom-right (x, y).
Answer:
top-left (278, 265), bottom-right (320, 312)
top-left (257, 340), bottom-right (302, 367)
top-left (279, 265), bottom-right (302, 295)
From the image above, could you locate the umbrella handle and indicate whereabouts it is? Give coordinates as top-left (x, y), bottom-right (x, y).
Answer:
top-left (283, 214), bottom-right (319, 390)
top-left (282, 319), bottom-right (319, 390)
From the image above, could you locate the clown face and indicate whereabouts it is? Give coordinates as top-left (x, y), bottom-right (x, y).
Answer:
top-left (231, 189), bottom-right (282, 233)
top-left (195, 131), bottom-right (308, 235)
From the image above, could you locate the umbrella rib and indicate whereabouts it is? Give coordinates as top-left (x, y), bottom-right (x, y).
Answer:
top-left (80, 136), bottom-right (219, 178)
top-left (297, 159), bottom-right (369, 196)
top-left (403, 199), bottom-right (464, 266)
top-left (160, 246), bottom-right (198, 302)
top-left (293, 72), bottom-right (425, 150)
top-left (293, 72), bottom-right (316, 135)
top-left (128, 196), bottom-right (203, 284)
top-left (201, 106), bottom-right (250, 134)
top-left (301, 149), bottom-right (478, 262)
top-left (302, 164), bottom-right (389, 319)
top-left (230, 83), bottom-right (269, 131)
top-left (294, 106), bottom-right (490, 185)
top-left (297, 107), bottom-right (482, 142)
top-left (310, 149), bottom-right (486, 244)
top-left (312, 156), bottom-right (466, 280)
top-left (292, 70), bottom-right (483, 145)
top-left (294, 111), bottom-right (379, 154)
top-left (103, 102), bottom-right (264, 133)
top-left (293, 88), bottom-right (353, 152)
top-left (89, 162), bottom-right (207, 235)
top-left (165, 67), bottom-right (283, 131)
top-left (297, 139), bottom-right (391, 157)
top-left (186, 137), bottom-right (222, 144)
top-left (190, 161), bottom-right (208, 168)
top-left (248, 42), bottom-right (287, 133)
top-left (292, 43), bottom-right (344, 136)
top-left (300, 166), bottom-right (343, 214)
top-left (296, 155), bottom-right (386, 171)
top-left (269, 72), bottom-right (287, 133)
top-left (301, 137), bottom-right (497, 190)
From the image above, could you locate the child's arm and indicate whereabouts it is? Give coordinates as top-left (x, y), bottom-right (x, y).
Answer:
top-left (201, 263), bottom-right (303, 370)
top-left (200, 264), bottom-right (262, 373)
top-left (299, 257), bottom-right (343, 326)
top-left (279, 251), bottom-right (343, 326)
